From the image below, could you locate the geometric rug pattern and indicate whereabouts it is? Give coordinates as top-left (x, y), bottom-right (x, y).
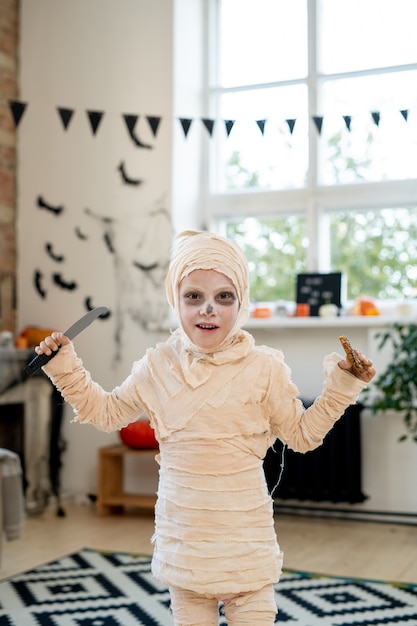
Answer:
top-left (1, 548), bottom-right (417, 625)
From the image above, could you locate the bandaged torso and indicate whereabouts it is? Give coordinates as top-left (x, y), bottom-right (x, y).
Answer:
top-left (44, 328), bottom-right (366, 595)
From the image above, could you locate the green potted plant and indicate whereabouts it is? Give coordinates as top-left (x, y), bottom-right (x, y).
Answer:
top-left (365, 323), bottom-right (417, 442)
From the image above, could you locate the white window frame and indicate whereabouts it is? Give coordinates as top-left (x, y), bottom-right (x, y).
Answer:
top-left (202, 0), bottom-right (417, 279)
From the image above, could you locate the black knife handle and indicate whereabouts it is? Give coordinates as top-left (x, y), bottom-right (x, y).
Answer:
top-left (24, 349), bottom-right (60, 376)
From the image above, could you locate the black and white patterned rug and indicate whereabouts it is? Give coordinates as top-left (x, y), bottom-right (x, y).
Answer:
top-left (1, 548), bottom-right (417, 625)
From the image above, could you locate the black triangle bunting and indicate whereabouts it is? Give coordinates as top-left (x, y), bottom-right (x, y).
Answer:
top-left (202, 118), bottom-right (215, 137)
top-left (179, 118), bottom-right (193, 138)
top-left (9, 100), bottom-right (27, 127)
top-left (343, 115), bottom-right (352, 131)
top-left (87, 110), bottom-right (104, 135)
top-left (123, 113), bottom-right (138, 134)
top-left (6, 102), bottom-right (417, 142)
top-left (57, 107), bottom-right (74, 130)
top-left (312, 116), bottom-right (323, 135)
top-left (286, 119), bottom-right (296, 134)
top-left (146, 116), bottom-right (161, 137)
top-left (256, 119), bottom-right (266, 135)
top-left (122, 114), bottom-right (152, 148)
top-left (224, 119), bottom-right (235, 136)
top-left (371, 111), bottom-right (380, 126)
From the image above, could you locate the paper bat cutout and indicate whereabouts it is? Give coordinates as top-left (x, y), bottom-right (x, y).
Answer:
top-left (85, 296), bottom-right (111, 318)
top-left (84, 206), bottom-right (113, 224)
top-left (123, 114), bottom-right (153, 149)
top-left (75, 226), bottom-right (88, 240)
top-left (117, 161), bottom-right (143, 186)
top-left (37, 195), bottom-right (64, 215)
top-left (34, 270), bottom-right (47, 299)
top-left (45, 242), bottom-right (64, 262)
top-left (103, 232), bottom-right (115, 253)
top-left (133, 260), bottom-right (159, 272)
top-left (52, 273), bottom-right (78, 291)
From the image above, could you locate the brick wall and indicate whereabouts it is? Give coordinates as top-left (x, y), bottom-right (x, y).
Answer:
top-left (0, 0), bottom-right (18, 333)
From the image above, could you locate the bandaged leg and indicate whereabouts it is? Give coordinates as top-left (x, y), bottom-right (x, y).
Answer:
top-left (223, 583), bottom-right (277, 625)
top-left (169, 583), bottom-right (277, 626)
top-left (168, 586), bottom-right (219, 626)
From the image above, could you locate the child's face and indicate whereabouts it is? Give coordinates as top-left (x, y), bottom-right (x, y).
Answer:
top-left (178, 269), bottom-right (239, 350)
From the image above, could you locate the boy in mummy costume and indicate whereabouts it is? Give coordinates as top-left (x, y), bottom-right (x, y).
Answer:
top-left (36, 231), bottom-right (375, 626)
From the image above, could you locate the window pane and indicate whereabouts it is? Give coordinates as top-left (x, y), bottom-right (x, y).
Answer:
top-left (216, 86), bottom-right (308, 191)
top-left (319, 72), bottom-right (417, 184)
top-left (329, 208), bottom-right (417, 300)
top-left (225, 216), bottom-right (308, 302)
top-left (219, 0), bottom-right (307, 87)
top-left (319, 0), bottom-right (417, 74)
top-left (209, 2), bottom-right (417, 305)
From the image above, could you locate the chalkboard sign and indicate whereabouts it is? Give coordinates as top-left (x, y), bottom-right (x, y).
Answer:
top-left (296, 272), bottom-right (343, 316)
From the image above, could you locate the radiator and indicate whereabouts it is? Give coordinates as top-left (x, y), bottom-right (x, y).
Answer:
top-left (263, 402), bottom-right (367, 504)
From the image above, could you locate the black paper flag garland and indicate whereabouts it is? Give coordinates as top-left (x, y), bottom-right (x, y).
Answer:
top-left (6, 100), bottom-right (414, 141)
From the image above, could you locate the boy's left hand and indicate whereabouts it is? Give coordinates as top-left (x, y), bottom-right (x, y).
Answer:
top-left (338, 350), bottom-right (376, 383)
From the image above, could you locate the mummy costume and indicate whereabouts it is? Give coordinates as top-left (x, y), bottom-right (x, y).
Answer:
top-left (43, 231), bottom-right (367, 598)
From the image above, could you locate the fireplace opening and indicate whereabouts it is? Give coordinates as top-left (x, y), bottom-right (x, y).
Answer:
top-left (0, 403), bottom-right (27, 491)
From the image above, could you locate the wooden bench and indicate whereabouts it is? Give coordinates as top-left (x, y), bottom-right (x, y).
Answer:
top-left (97, 444), bottom-right (157, 515)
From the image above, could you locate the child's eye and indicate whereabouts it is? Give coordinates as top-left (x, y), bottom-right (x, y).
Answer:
top-left (184, 292), bottom-right (201, 301)
top-left (217, 292), bottom-right (236, 303)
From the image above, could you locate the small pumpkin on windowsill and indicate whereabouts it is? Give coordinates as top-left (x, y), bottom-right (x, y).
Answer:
top-left (318, 301), bottom-right (339, 317)
top-left (119, 419), bottom-right (159, 449)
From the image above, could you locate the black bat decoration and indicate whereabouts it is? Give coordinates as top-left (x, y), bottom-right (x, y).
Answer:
top-left (45, 242), bottom-right (64, 262)
top-left (103, 232), bottom-right (115, 253)
top-left (85, 296), bottom-right (111, 318)
top-left (34, 269), bottom-right (47, 299)
top-left (37, 195), bottom-right (64, 215)
top-left (84, 206), bottom-right (113, 224)
top-left (123, 114), bottom-right (153, 149)
top-left (133, 260), bottom-right (159, 272)
top-left (52, 272), bottom-right (77, 291)
top-left (117, 161), bottom-right (143, 186)
top-left (75, 226), bottom-right (88, 240)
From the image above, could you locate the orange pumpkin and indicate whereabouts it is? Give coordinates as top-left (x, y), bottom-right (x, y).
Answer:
top-left (20, 327), bottom-right (57, 347)
top-left (119, 420), bottom-right (159, 449)
top-left (351, 298), bottom-right (380, 316)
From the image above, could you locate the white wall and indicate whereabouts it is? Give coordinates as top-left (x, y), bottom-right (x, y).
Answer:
top-left (250, 321), bottom-right (417, 521)
top-left (17, 2), bottom-right (417, 521)
top-left (17, 0), bottom-right (177, 496)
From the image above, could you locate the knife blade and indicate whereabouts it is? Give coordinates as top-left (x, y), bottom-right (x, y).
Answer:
top-left (24, 306), bottom-right (109, 376)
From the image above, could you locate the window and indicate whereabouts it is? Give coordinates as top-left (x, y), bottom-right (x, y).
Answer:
top-left (225, 216), bottom-right (308, 302)
top-left (206, 0), bottom-right (417, 303)
top-left (213, 0), bottom-right (309, 192)
top-left (327, 207), bottom-right (417, 300)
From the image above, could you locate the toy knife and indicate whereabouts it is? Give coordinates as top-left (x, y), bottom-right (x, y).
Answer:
top-left (24, 306), bottom-right (109, 375)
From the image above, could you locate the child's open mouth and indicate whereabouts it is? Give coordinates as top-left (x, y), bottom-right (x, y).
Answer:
top-left (196, 324), bottom-right (218, 331)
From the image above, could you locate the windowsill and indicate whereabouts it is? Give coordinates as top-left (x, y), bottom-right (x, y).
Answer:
top-left (149, 314), bottom-right (416, 333)
top-left (244, 315), bottom-right (415, 330)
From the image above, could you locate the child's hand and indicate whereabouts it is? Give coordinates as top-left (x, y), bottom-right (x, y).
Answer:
top-left (338, 350), bottom-right (376, 382)
top-left (35, 332), bottom-right (71, 357)
top-left (338, 335), bottom-right (376, 382)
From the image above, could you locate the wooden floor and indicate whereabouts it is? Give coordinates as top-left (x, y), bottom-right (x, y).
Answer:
top-left (1, 501), bottom-right (417, 584)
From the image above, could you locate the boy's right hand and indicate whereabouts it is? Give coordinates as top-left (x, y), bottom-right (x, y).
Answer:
top-left (35, 332), bottom-right (71, 357)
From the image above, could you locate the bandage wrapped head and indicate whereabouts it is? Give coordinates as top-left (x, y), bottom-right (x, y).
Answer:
top-left (165, 231), bottom-right (251, 347)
